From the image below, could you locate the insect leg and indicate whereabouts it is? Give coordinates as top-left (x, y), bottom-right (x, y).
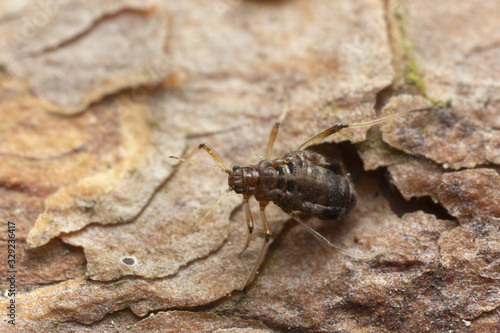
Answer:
top-left (288, 211), bottom-right (385, 260)
top-left (169, 143), bottom-right (231, 173)
top-left (265, 101), bottom-right (289, 159)
top-left (240, 201), bottom-right (271, 298)
top-left (196, 143), bottom-right (231, 171)
top-left (239, 195), bottom-right (254, 256)
top-left (297, 103), bottom-right (444, 151)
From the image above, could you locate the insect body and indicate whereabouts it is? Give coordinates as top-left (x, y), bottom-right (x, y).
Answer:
top-left (170, 101), bottom-right (445, 298)
top-left (229, 150), bottom-right (357, 221)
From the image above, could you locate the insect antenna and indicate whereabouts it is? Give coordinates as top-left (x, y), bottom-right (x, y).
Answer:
top-left (194, 187), bottom-right (234, 230)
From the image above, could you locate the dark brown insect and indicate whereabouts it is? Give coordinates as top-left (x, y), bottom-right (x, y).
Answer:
top-left (170, 101), bottom-right (443, 297)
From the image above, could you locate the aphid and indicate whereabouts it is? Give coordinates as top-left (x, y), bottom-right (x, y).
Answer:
top-left (169, 101), bottom-right (445, 297)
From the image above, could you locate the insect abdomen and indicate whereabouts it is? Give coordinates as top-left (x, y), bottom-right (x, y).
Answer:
top-left (267, 151), bottom-right (357, 220)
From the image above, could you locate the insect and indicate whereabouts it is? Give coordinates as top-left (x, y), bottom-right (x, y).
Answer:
top-left (170, 100), bottom-right (446, 298)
